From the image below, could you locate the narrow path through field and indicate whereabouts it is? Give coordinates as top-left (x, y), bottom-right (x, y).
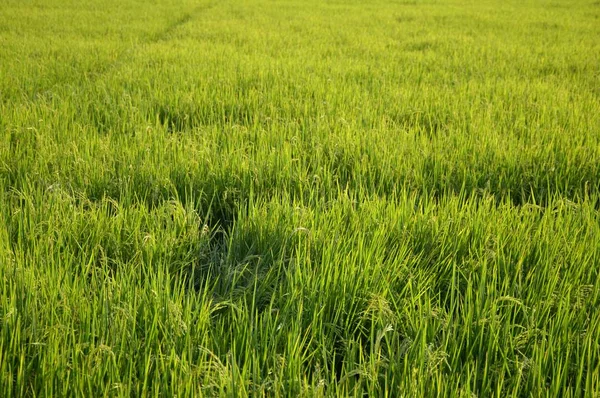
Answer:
top-left (152, 1), bottom-right (216, 42)
top-left (91, 0), bottom-right (217, 79)
top-left (83, 0), bottom-right (216, 82)
top-left (14, 0), bottom-right (217, 101)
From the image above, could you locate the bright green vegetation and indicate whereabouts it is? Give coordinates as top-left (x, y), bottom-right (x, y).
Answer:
top-left (1, 0), bottom-right (599, 395)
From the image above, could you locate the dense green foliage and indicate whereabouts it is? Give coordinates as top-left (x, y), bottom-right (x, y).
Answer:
top-left (1, 0), bottom-right (599, 395)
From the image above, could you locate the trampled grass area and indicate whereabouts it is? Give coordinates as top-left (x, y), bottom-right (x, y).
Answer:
top-left (1, 0), bottom-right (599, 395)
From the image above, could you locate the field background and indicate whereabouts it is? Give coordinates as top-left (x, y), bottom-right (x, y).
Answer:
top-left (1, 0), bottom-right (600, 396)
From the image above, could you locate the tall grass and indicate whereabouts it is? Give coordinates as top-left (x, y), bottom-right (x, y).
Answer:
top-left (1, 0), bottom-right (599, 396)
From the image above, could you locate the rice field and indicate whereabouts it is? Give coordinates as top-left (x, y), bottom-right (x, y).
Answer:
top-left (1, 0), bottom-right (599, 396)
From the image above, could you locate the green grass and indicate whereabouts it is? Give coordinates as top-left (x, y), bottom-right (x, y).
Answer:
top-left (1, 0), bottom-right (600, 396)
